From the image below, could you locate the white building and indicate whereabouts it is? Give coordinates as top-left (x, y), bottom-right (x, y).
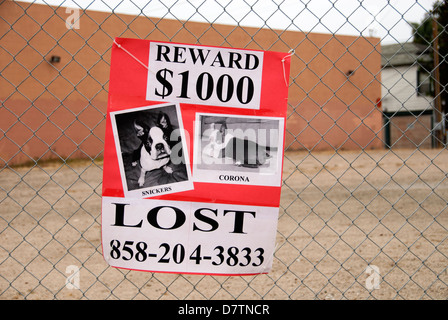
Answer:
top-left (381, 42), bottom-right (434, 148)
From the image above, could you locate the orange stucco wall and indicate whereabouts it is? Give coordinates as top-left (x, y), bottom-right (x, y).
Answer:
top-left (0, 1), bottom-right (383, 165)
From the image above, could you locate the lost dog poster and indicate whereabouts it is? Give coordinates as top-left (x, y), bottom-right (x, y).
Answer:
top-left (102, 38), bottom-right (291, 275)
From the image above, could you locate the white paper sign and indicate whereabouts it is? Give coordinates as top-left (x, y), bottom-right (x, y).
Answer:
top-left (102, 196), bottom-right (278, 275)
top-left (146, 42), bottom-right (264, 109)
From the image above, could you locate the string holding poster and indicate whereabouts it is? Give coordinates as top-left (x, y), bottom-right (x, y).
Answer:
top-left (102, 38), bottom-right (291, 275)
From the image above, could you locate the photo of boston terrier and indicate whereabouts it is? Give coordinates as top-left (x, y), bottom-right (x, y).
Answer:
top-left (111, 104), bottom-right (190, 194)
top-left (131, 113), bottom-right (174, 187)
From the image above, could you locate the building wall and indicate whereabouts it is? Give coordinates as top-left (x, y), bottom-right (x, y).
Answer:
top-left (381, 57), bottom-right (434, 149)
top-left (387, 113), bottom-right (433, 149)
top-left (0, 1), bottom-right (383, 165)
top-left (381, 65), bottom-right (433, 113)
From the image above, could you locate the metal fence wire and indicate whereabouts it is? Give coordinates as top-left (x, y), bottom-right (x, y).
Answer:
top-left (1, 0), bottom-right (447, 300)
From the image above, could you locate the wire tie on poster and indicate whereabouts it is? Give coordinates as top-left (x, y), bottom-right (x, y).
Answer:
top-left (282, 49), bottom-right (294, 87)
top-left (114, 39), bottom-right (148, 70)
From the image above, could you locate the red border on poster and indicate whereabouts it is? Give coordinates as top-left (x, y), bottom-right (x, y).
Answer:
top-left (102, 38), bottom-right (291, 275)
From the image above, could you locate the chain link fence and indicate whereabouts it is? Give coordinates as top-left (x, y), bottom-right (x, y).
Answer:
top-left (0, 0), bottom-right (447, 300)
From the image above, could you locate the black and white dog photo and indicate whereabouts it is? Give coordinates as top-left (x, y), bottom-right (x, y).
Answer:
top-left (202, 120), bottom-right (272, 168)
top-left (110, 104), bottom-right (192, 197)
top-left (193, 113), bottom-right (284, 187)
top-left (131, 111), bottom-right (174, 187)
